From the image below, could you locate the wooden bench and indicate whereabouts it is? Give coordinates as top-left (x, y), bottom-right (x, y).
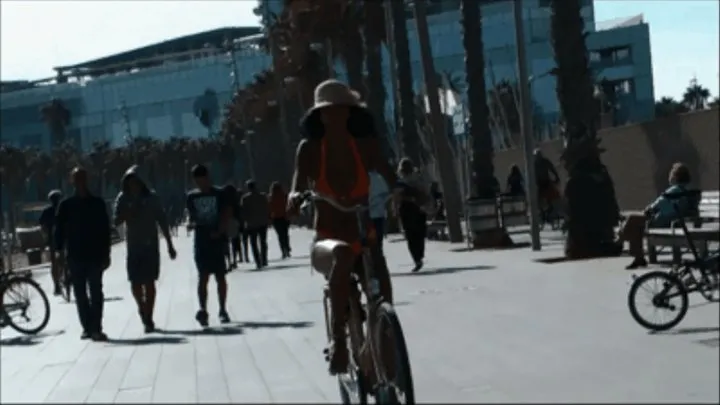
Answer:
top-left (498, 196), bottom-right (529, 228)
top-left (646, 190), bottom-right (719, 263)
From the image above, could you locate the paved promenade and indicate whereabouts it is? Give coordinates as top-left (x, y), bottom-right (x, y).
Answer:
top-left (1, 228), bottom-right (718, 403)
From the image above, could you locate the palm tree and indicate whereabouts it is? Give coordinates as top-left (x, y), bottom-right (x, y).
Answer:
top-left (654, 97), bottom-right (689, 118)
top-left (390, 0), bottom-right (421, 163)
top-left (549, 0), bottom-right (620, 259)
top-left (710, 96), bottom-right (720, 108)
top-left (50, 141), bottom-right (80, 191)
top-left (194, 89), bottom-right (220, 137)
top-left (363, 0), bottom-right (393, 160)
top-left (0, 145), bottom-right (31, 236)
top-left (26, 148), bottom-right (53, 200)
top-left (682, 77), bottom-right (711, 110)
top-left (460, 0), bottom-right (495, 198)
top-left (40, 98), bottom-right (71, 147)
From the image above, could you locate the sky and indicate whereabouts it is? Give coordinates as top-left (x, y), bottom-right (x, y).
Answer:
top-left (0, 0), bottom-right (718, 101)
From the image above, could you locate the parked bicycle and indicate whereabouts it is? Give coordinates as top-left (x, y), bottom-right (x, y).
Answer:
top-left (627, 189), bottom-right (719, 331)
top-left (304, 191), bottom-right (415, 404)
top-left (0, 268), bottom-right (51, 335)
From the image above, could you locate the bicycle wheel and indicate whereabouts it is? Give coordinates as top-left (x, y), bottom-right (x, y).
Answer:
top-left (1, 275), bottom-right (51, 335)
top-left (373, 302), bottom-right (415, 404)
top-left (337, 296), bottom-right (368, 405)
top-left (699, 261), bottom-right (719, 302)
top-left (628, 271), bottom-right (688, 332)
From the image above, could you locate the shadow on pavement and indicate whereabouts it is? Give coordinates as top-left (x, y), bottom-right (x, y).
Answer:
top-left (652, 326), bottom-right (719, 336)
top-left (104, 296), bottom-right (124, 302)
top-left (450, 243), bottom-right (533, 253)
top-left (393, 265), bottom-right (495, 277)
top-left (696, 337), bottom-right (720, 347)
top-left (156, 324), bottom-right (245, 336)
top-left (252, 264), bottom-right (303, 272)
top-left (239, 320), bottom-right (313, 329)
top-left (0, 336), bottom-right (42, 346)
top-left (106, 335), bottom-right (187, 345)
top-left (0, 329), bottom-right (65, 346)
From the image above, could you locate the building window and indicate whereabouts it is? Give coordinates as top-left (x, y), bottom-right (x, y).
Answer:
top-left (614, 79), bottom-right (633, 95)
top-left (614, 47), bottom-right (631, 62)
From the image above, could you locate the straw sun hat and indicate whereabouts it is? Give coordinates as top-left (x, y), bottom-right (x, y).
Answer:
top-left (308, 79), bottom-right (365, 113)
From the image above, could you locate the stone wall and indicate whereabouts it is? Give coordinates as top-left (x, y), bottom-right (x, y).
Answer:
top-left (493, 108), bottom-right (719, 210)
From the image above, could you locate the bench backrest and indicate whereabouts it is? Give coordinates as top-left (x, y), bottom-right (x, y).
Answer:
top-left (700, 190), bottom-right (719, 219)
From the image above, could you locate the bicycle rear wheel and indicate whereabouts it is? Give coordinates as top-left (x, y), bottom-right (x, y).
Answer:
top-left (373, 302), bottom-right (415, 404)
top-left (2, 275), bottom-right (51, 335)
top-left (628, 271), bottom-right (688, 331)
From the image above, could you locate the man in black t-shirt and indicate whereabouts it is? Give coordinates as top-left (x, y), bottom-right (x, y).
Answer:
top-left (186, 164), bottom-right (232, 327)
top-left (39, 190), bottom-right (62, 295)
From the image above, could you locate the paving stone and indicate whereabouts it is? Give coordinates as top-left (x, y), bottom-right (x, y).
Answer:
top-left (1, 228), bottom-right (717, 403)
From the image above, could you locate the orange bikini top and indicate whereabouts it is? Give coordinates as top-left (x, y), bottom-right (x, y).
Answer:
top-left (315, 137), bottom-right (369, 200)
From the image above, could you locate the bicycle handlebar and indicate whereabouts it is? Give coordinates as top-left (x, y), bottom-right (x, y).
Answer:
top-left (298, 191), bottom-right (392, 214)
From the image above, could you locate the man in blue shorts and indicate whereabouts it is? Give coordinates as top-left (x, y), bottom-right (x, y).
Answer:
top-left (186, 164), bottom-right (232, 326)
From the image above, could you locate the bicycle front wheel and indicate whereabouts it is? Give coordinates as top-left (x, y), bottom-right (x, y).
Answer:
top-left (628, 271), bottom-right (688, 332)
top-left (373, 302), bottom-right (415, 404)
top-left (2, 275), bottom-right (51, 335)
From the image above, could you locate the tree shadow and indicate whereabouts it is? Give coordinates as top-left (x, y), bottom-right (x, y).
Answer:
top-left (650, 326), bottom-right (719, 336)
top-left (392, 265), bottom-right (495, 277)
top-left (156, 324), bottom-right (245, 336)
top-left (106, 335), bottom-right (188, 345)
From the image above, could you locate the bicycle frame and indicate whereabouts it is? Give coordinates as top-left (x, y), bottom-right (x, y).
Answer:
top-left (308, 191), bottom-right (391, 385)
top-left (665, 196), bottom-right (719, 293)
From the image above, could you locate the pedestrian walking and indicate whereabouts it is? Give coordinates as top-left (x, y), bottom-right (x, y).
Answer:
top-left (240, 180), bottom-right (270, 269)
top-left (186, 164), bottom-right (232, 326)
top-left (269, 181), bottom-right (291, 259)
top-left (369, 171), bottom-right (390, 251)
top-left (396, 158), bottom-right (432, 272)
top-left (54, 167), bottom-right (112, 341)
top-left (236, 187), bottom-right (250, 263)
top-left (221, 184), bottom-right (242, 270)
top-left (113, 166), bottom-right (176, 333)
top-left (38, 190), bottom-right (63, 295)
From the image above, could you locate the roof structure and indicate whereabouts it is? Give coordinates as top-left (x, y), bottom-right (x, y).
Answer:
top-left (54, 26), bottom-right (261, 74)
top-left (595, 14), bottom-right (645, 31)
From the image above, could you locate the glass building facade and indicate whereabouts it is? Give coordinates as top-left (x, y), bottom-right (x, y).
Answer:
top-left (0, 0), bottom-right (654, 153)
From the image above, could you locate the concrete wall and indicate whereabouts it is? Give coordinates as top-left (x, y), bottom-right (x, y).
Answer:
top-left (493, 108), bottom-right (719, 210)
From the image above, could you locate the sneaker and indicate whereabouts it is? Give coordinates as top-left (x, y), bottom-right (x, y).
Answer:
top-left (144, 320), bottom-right (156, 333)
top-left (91, 331), bottom-right (108, 342)
top-left (412, 260), bottom-right (424, 272)
top-left (80, 330), bottom-right (91, 340)
top-left (195, 310), bottom-right (209, 327)
top-left (218, 310), bottom-right (231, 324)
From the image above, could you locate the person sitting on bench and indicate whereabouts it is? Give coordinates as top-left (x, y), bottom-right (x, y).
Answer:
top-left (617, 162), bottom-right (693, 269)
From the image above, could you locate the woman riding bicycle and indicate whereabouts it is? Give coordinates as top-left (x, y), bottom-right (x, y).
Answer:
top-left (287, 80), bottom-right (398, 375)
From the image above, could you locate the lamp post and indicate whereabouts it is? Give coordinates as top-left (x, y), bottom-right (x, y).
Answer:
top-left (513, 0), bottom-right (541, 251)
top-left (262, 8), bottom-right (294, 178)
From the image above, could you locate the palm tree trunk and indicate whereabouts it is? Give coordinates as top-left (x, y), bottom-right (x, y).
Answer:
top-left (461, 0), bottom-right (495, 199)
top-left (364, 0), bottom-right (393, 161)
top-left (550, 0), bottom-right (621, 259)
top-left (390, 0), bottom-right (421, 163)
